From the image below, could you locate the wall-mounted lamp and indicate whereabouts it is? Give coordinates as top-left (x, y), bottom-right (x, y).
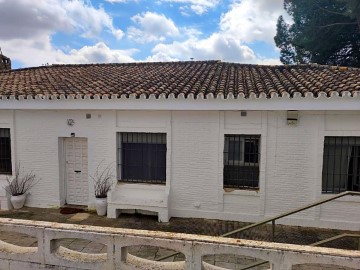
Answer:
top-left (287, 110), bottom-right (298, 126)
top-left (67, 119), bottom-right (75, 126)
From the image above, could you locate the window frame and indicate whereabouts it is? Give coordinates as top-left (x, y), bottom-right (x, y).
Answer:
top-left (322, 136), bottom-right (360, 194)
top-left (223, 134), bottom-right (261, 190)
top-left (117, 132), bottom-right (167, 185)
top-left (0, 128), bottom-right (12, 175)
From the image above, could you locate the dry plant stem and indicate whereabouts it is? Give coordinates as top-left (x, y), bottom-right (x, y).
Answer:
top-left (5, 162), bottom-right (39, 196)
top-left (91, 162), bottom-right (114, 198)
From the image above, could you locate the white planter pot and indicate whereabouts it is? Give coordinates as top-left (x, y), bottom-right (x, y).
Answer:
top-left (95, 197), bottom-right (107, 216)
top-left (10, 194), bottom-right (26, 209)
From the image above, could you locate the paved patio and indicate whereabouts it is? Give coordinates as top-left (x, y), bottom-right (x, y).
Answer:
top-left (0, 207), bottom-right (358, 269)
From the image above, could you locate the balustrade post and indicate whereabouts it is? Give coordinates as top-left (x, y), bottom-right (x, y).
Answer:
top-left (105, 236), bottom-right (116, 270)
top-left (113, 241), bottom-right (128, 270)
top-left (271, 262), bottom-right (292, 270)
top-left (43, 228), bottom-right (53, 265)
top-left (187, 243), bottom-right (202, 270)
top-left (271, 255), bottom-right (293, 270)
top-left (37, 227), bottom-right (46, 265)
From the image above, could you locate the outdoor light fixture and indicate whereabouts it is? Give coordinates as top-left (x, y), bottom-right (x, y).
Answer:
top-left (287, 110), bottom-right (298, 125)
top-left (67, 119), bottom-right (75, 126)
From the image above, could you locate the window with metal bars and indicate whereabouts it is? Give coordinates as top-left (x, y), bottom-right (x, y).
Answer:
top-left (0, 128), bottom-right (12, 174)
top-left (322, 136), bottom-right (360, 194)
top-left (223, 135), bottom-right (260, 189)
top-left (117, 132), bottom-right (166, 184)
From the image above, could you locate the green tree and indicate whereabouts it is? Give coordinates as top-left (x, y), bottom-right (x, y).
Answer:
top-left (274, 0), bottom-right (360, 67)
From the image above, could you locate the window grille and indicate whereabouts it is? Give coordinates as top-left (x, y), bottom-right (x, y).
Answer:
top-left (117, 132), bottom-right (166, 184)
top-left (0, 128), bottom-right (12, 174)
top-left (322, 136), bottom-right (360, 193)
top-left (223, 135), bottom-right (260, 189)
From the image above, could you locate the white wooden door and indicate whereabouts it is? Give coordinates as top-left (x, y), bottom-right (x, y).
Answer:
top-left (64, 138), bottom-right (88, 205)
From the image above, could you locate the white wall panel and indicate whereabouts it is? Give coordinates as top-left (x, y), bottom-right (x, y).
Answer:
top-left (1, 109), bottom-right (359, 230)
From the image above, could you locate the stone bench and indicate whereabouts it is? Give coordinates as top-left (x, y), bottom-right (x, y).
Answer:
top-left (107, 183), bottom-right (169, 222)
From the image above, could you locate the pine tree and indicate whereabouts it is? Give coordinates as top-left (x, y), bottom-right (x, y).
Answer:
top-left (274, 0), bottom-right (360, 67)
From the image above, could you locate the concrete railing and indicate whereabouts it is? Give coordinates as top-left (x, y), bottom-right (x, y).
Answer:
top-left (0, 218), bottom-right (358, 270)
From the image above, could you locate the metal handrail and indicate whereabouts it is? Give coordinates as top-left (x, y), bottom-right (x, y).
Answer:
top-left (157, 191), bottom-right (360, 262)
top-left (310, 233), bottom-right (360, 247)
top-left (237, 233), bottom-right (360, 270)
top-left (222, 191), bottom-right (360, 238)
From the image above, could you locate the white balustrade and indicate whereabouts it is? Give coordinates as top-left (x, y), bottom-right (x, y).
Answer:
top-left (0, 218), bottom-right (358, 270)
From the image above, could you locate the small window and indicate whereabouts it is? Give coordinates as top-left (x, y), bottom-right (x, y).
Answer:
top-left (322, 137), bottom-right (360, 194)
top-left (0, 128), bottom-right (12, 174)
top-left (117, 132), bottom-right (166, 184)
top-left (223, 135), bottom-right (260, 189)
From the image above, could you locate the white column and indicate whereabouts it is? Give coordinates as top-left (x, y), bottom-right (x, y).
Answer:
top-left (271, 262), bottom-right (292, 270)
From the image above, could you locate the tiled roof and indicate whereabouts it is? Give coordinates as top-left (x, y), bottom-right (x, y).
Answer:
top-left (0, 60), bottom-right (359, 99)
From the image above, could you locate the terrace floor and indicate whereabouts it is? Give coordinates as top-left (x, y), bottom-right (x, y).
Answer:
top-left (0, 207), bottom-right (358, 270)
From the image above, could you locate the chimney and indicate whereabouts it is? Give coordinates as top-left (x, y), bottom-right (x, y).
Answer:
top-left (0, 48), bottom-right (11, 70)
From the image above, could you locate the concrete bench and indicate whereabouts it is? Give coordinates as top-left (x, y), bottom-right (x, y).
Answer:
top-left (107, 183), bottom-right (169, 222)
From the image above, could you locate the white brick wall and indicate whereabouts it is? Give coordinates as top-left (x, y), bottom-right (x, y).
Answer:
top-left (0, 110), bottom-right (116, 208)
top-left (170, 111), bottom-right (220, 214)
top-left (0, 109), bottom-right (359, 230)
top-left (265, 112), bottom-right (319, 220)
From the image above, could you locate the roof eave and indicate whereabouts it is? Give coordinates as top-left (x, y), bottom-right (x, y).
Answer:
top-left (0, 93), bottom-right (359, 111)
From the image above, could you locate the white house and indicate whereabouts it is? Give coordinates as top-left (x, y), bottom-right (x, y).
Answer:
top-left (0, 59), bottom-right (359, 231)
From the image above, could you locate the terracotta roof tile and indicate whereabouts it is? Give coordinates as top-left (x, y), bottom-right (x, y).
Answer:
top-left (0, 61), bottom-right (359, 99)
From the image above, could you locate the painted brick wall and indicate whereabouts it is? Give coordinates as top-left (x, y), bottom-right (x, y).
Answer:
top-left (170, 111), bottom-right (220, 214)
top-left (0, 109), bottom-right (359, 230)
top-left (264, 111), bottom-right (319, 220)
top-left (2, 110), bottom-right (116, 207)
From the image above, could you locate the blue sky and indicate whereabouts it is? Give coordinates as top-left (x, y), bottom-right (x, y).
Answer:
top-left (0, 0), bottom-right (286, 69)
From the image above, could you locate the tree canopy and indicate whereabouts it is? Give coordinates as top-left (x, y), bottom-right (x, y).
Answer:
top-left (274, 0), bottom-right (360, 67)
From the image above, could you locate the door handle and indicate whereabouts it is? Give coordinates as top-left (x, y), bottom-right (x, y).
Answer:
top-left (74, 170), bottom-right (81, 173)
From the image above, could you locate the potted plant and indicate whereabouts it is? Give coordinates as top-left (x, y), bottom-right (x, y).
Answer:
top-left (5, 163), bottom-right (39, 209)
top-left (91, 162), bottom-right (114, 216)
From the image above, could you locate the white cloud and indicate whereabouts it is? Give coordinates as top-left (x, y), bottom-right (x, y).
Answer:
top-left (1, 37), bottom-right (136, 67)
top-left (179, 6), bottom-right (190, 16)
top-left (161, 0), bottom-right (220, 15)
top-left (146, 0), bottom-right (284, 64)
top-left (148, 33), bottom-right (256, 63)
top-left (219, 0), bottom-right (284, 43)
top-left (0, 0), bottom-right (128, 67)
top-left (128, 12), bottom-right (179, 43)
top-left (256, 57), bottom-right (282, 65)
top-left (0, 0), bottom-right (123, 41)
top-left (0, 0), bottom-right (284, 67)
top-left (1, 35), bottom-right (59, 67)
top-left (56, 42), bottom-right (137, 64)
top-left (182, 27), bottom-right (202, 38)
top-left (105, 0), bottom-right (137, 3)
top-left (61, 0), bottom-right (124, 40)
top-left (0, 0), bottom-right (70, 40)
top-left (146, 52), bottom-right (179, 62)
